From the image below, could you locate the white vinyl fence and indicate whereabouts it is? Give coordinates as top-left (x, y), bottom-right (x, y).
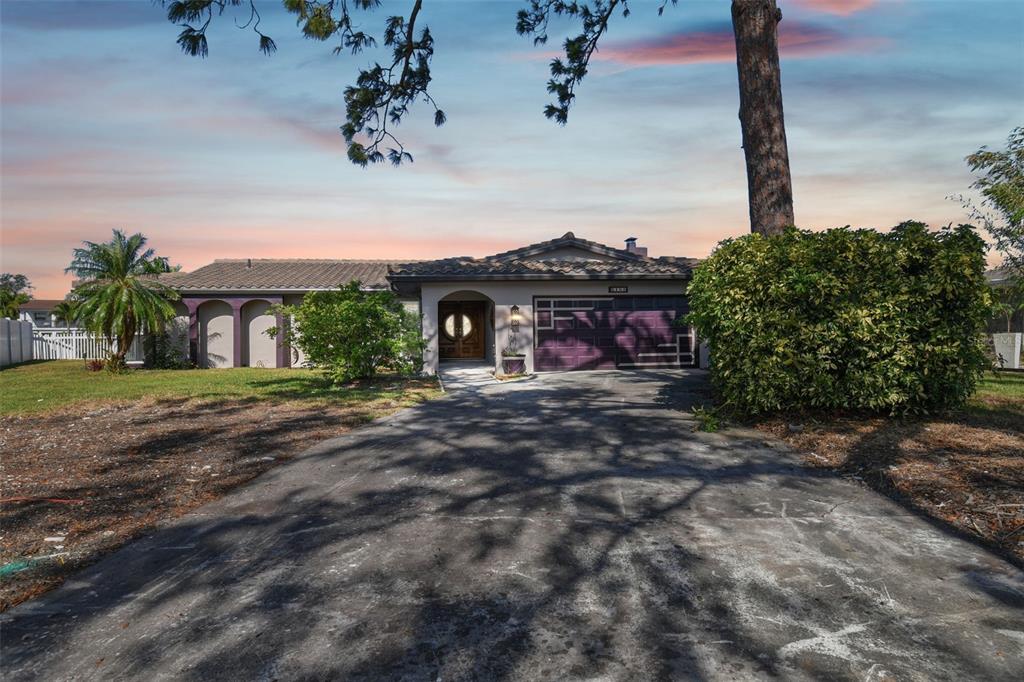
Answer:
top-left (1, 319), bottom-right (34, 367)
top-left (32, 327), bottom-right (146, 363)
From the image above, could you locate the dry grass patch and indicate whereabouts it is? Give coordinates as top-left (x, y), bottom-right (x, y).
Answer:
top-left (756, 372), bottom-right (1024, 566)
top-left (0, 366), bottom-right (439, 611)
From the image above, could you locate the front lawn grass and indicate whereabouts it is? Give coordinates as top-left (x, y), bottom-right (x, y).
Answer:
top-left (972, 370), bottom-right (1024, 411)
top-left (0, 360), bottom-right (436, 415)
top-left (0, 360), bottom-right (440, 610)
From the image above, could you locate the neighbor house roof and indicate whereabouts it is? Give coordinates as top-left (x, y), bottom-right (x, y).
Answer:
top-left (160, 259), bottom-right (402, 292)
top-left (388, 232), bottom-right (698, 281)
top-left (19, 299), bottom-right (64, 311)
top-left (987, 267), bottom-right (1017, 286)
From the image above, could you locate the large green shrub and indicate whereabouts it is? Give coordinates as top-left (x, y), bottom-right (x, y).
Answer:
top-left (270, 282), bottom-right (422, 383)
top-left (686, 222), bottom-right (992, 415)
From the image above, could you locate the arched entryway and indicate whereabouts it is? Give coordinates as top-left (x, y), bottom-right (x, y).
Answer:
top-left (438, 291), bottom-right (494, 362)
top-left (241, 300), bottom-right (276, 368)
top-left (197, 300), bottom-right (233, 368)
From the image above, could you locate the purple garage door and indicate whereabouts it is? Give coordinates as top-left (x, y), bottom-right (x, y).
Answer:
top-left (534, 296), bottom-right (695, 371)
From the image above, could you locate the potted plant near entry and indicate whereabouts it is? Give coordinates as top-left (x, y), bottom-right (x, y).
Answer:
top-left (501, 304), bottom-right (527, 375)
top-left (992, 289), bottom-right (1023, 369)
top-left (502, 345), bottom-right (526, 375)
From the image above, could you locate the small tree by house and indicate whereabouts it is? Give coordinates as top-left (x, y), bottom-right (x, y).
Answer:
top-left (991, 286), bottom-right (1024, 334)
top-left (269, 281), bottom-right (421, 383)
top-left (66, 230), bottom-right (180, 371)
top-left (0, 273), bottom-right (32, 320)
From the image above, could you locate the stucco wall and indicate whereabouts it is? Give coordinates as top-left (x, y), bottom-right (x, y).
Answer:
top-left (419, 280), bottom-right (688, 375)
top-left (242, 300), bottom-right (277, 368)
top-left (197, 300), bottom-right (233, 368)
top-left (168, 302), bottom-right (189, 364)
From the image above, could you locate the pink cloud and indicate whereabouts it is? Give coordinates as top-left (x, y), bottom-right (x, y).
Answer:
top-left (594, 21), bottom-right (883, 67)
top-left (796, 0), bottom-right (879, 17)
top-left (0, 57), bottom-right (128, 107)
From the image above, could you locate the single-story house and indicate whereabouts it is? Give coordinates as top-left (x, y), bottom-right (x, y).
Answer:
top-left (19, 299), bottom-right (65, 327)
top-left (159, 259), bottom-right (412, 369)
top-left (162, 233), bottom-right (699, 374)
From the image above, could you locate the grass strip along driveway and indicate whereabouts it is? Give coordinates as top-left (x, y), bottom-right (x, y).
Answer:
top-left (0, 361), bottom-right (439, 611)
top-left (756, 372), bottom-right (1024, 565)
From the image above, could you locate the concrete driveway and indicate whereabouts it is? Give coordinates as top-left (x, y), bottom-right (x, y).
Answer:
top-left (3, 371), bottom-right (1022, 680)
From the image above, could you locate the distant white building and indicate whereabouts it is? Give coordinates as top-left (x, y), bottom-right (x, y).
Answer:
top-left (18, 299), bottom-right (63, 327)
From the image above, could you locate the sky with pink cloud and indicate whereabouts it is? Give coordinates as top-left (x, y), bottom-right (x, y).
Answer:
top-left (2, 0), bottom-right (1022, 297)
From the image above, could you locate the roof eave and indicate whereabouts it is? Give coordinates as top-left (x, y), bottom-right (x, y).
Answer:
top-left (386, 272), bottom-right (691, 282)
top-left (172, 285), bottom-right (390, 294)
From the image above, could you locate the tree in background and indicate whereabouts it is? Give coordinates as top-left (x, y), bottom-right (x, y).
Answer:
top-left (0, 274), bottom-right (32, 320)
top-left (66, 230), bottom-right (180, 370)
top-left (965, 127), bottom-right (1024, 279)
top-left (159, 0), bottom-right (793, 235)
top-left (963, 127), bottom-right (1024, 334)
top-left (268, 281), bottom-right (421, 383)
top-left (51, 298), bottom-right (82, 327)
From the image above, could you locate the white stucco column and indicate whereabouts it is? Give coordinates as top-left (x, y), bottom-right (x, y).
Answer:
top-left (420, 286), bottom-right (442, 375)
top-left (494, 302), bottom-right (534, 374)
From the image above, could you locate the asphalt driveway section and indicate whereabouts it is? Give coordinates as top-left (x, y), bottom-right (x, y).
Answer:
top-left (2, 370), bottom-right (1023, 680)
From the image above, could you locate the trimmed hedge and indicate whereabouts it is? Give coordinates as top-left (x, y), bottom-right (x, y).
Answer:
top-left (686, 222), bottom-right (992, 415)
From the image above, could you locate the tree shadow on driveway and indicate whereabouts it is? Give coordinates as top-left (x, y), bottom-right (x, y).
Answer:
top-left (2, 370), bottom-right (1023, 680)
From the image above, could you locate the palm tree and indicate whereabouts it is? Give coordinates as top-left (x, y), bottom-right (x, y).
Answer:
top-left (51, 298), bottom-right (81, 327)
top-left (66, 230), bottom-right (179, 369)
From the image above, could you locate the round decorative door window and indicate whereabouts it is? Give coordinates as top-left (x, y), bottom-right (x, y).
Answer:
top-left (443, 313), bottom-right (474, 340)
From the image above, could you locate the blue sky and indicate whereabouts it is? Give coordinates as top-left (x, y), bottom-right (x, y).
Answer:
top-left (2, 0), bottom-right (1022, 297)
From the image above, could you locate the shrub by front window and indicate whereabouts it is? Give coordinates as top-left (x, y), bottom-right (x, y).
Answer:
top-left (269, 281), bottom-right (422, 383)
top-left (686, 222), bottom-right (992, 415)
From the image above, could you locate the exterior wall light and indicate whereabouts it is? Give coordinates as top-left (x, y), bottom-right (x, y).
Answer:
top-left (510, 305), bottom-right (521, 332)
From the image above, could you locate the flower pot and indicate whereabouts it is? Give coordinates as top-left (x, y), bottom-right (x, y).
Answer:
top-left (501, 356), bottom-right (526, 375)
top-left (993, 332), bottom-right (1022, 370)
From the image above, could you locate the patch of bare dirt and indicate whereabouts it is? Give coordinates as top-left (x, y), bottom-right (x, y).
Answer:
top-left (756, 411), bottom-right (1024, 566)
top-left (0, 393), bottom-right (431, 611)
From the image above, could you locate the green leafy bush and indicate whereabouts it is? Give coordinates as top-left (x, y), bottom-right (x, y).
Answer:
top-left (270, 282), bottom-right (422, 383)
top-left (686, 222), bottom-right (993, 415)
top-left (691, 405), bottom-right (721, 433)
top-left (144, 320), bottom-right (191, 369)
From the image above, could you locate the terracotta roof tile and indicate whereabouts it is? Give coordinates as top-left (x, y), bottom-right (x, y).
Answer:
top-left (389, 233), bottom-right (697, 280)
top-left (161, 259), bottom-right (403, 291)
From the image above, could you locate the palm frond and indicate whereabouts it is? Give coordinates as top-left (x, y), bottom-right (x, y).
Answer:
top-left (69, 230), bottom-right (178, 354)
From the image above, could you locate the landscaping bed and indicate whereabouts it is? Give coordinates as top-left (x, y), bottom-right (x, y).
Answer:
top-left (0, 362), bottom-right (439, 611)
top-left (755, 372), bottom-right (1024, 566)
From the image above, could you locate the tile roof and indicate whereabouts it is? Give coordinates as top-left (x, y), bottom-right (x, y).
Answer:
top-left (19, 299), bottom-right (65, 310)
top-left (161, 259), bottom-right (402, 291)
top-left (389, 232), bottom-right (698, 280)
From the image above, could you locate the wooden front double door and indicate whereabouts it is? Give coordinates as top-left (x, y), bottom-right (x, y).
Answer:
top-left (439, 301), bottom-right (487, 359)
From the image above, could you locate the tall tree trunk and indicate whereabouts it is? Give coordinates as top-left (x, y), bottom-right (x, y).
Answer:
top-left (113, 316), bottom-right (136, 368)
top-left (732, 0), bottom-right (795, 236)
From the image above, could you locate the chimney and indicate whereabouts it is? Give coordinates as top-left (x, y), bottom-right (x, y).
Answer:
top-left (624, 237), bottom-right (648, 257)
top-left (246, 258), bottom-right (252, 269)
